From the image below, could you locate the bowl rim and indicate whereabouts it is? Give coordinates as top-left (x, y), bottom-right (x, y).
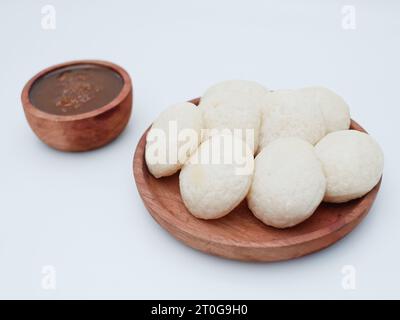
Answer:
top-left (21, 59), bottom-right (132, 122)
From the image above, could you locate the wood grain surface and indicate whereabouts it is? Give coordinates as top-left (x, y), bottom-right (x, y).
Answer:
top-left (133, 98), bottom-right (381, 262)
top-left (21, 60), bottom-right (133, 152)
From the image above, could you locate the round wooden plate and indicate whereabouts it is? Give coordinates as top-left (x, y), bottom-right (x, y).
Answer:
top-left (133, 98), bottom-right (382, 262)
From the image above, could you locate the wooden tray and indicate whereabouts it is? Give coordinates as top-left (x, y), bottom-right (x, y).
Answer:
top-left (133, 98), bottom-right (381, 262)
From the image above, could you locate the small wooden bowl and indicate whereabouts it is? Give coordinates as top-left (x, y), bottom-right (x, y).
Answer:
top-left (133, 98), bottom-right (382, 262)
top-left (21, 60), bottom-right (133, 152)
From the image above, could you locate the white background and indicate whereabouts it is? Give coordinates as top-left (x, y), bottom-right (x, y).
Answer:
top-left (0, 0), bottom-right (399, 299)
